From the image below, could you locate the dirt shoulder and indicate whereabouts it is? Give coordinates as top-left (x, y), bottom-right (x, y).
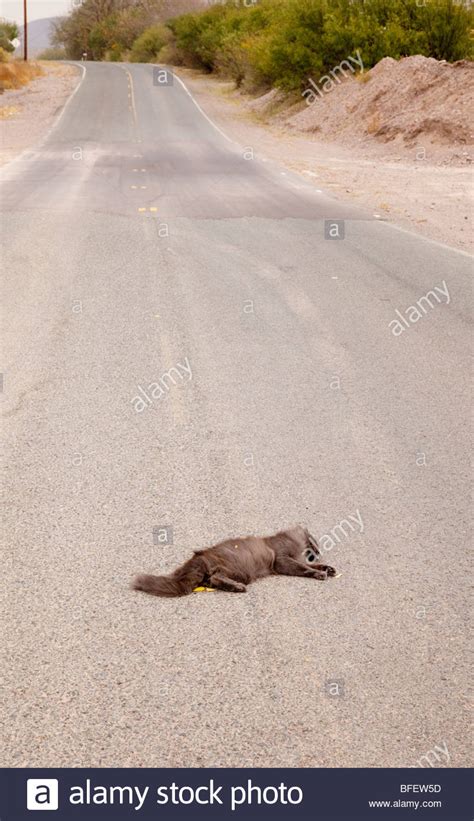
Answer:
top-left (175, 66), bottom-right (473, 253)
top-left (0, 62), bottom-right (81, 167)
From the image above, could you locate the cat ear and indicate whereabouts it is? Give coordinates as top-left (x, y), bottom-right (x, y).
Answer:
top-left (288, 525), bottom-right (306, 542)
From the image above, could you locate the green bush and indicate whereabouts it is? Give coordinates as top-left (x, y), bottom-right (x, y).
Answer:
top-left (423, 0), bottom-right (473, 61)
top-left (157, 41), bottom-right (184, 66)
top-left (245, 0), bottom-right (327, 89)
top-left (214, 31), bottom-right (249, 86)
top-left (169, 0), bottom-right (473, 91)
top-left (105, 44), bottom-right (124, 62)
top-left (130, 24), bottom-right (172, 63)
top-left (88, 15), bottom-right (121, 61)
top-left (169, 7), bottom-right (224, 69)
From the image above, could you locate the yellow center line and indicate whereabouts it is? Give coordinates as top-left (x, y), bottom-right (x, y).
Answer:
top-left (122, 66), bottom-right (138, 141)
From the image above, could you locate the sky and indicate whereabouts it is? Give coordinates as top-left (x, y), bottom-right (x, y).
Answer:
top-left (1, 0), bottom-right (73, 24)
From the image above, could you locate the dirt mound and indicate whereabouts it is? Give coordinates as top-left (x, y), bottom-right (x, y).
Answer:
top-left (284, 55), bottom-right (473, 165)
top-left (246, 87), bottom-right (287, 116)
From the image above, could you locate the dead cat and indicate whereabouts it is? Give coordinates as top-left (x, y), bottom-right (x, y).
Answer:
top-left (132, 526), bottom-right (336, 597)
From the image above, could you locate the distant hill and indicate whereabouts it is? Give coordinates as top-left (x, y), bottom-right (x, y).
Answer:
top-left (15, 17), bottom-right (60, 57)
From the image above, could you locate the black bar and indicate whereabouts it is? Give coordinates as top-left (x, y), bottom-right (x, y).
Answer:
top-left (1, 767), bottom-right (472, 820)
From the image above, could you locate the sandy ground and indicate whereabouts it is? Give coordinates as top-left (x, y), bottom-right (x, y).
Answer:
top-left (174, 68), bottom-right (473, 253)
top-left (0, 62), bottom-right (80, 167)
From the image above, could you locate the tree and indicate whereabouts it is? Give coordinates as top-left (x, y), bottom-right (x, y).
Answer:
top-left (0, 18), bottom-right (19, 53)
top-left (53, 0), bottom-right (204, 60)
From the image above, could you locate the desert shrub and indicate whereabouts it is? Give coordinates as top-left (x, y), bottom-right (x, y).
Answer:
top-left (105, 44), bottom-right (124, 61)
top-left (157, 41), bottom-right (185, 66)
top-left (0, 60), bottom-right (43, 92)
top-left (129, 24), bottom-right (172, 63)
top-left (169, 6), bottom-right (224, 69)
top-left (167, 13), bottom-right (205, 67)
top-left (245, 0), bottom-right (327, 89)
top-left (423, 0), bottom-right (473, 61)
top-left (214, 31), bottom-right (250, 85)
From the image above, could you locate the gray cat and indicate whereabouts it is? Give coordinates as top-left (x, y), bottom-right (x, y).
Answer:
top-left (133, 526), bottom-right (336, 597)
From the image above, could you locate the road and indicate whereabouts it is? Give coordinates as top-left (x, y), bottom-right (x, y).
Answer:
top-left (1, 62), bottom-right (472, 768)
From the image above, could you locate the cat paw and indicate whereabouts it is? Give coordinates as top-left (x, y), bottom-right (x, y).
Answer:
top-left (314, 564), bottom-right (336, 577)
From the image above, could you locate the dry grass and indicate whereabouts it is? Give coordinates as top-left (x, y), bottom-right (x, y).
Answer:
top-left (0, 60), bottom-right (43, 93)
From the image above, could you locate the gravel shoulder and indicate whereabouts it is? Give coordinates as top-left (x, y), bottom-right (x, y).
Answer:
top-left (0, 62), bottom-right (81, 167)
top-left (174, 68), bottom-right (473, 253)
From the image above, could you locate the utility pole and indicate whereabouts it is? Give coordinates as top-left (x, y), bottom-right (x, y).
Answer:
top-left (23, 0), bottom-right (28, 61)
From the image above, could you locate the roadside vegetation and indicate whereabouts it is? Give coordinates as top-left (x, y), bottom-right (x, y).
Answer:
top-left (52, 0), bottom-right (473, 92)
top-left (167, 0), bottom-right (473, 90)
top-left (0, 60), bottom-right (43, 93)
top-left (52, 0), bottom-right (201, 62)
top-left (0, 18), bottom-right (44, 93)
top-left (129, 24), bottom-right (172, 63)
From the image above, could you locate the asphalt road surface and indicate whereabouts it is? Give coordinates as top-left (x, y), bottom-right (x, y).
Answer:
top-left (1, 62), bottom-right (472, 768)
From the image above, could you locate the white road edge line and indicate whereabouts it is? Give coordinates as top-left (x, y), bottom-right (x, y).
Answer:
top-left (51, 62), bottom-right (87, 133)
top-left (158, 65), bottom-right (237, 147)
top-left (0, 62), bottom-right (86, 177)
top-left (377, 219), bottom-right (473, 260)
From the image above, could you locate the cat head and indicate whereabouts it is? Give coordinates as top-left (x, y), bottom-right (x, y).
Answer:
top-left (285, 525), bottom-right (321, 561)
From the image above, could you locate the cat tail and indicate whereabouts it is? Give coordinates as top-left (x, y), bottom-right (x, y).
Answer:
top-left (132, 554), bottom-right (207, 598)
